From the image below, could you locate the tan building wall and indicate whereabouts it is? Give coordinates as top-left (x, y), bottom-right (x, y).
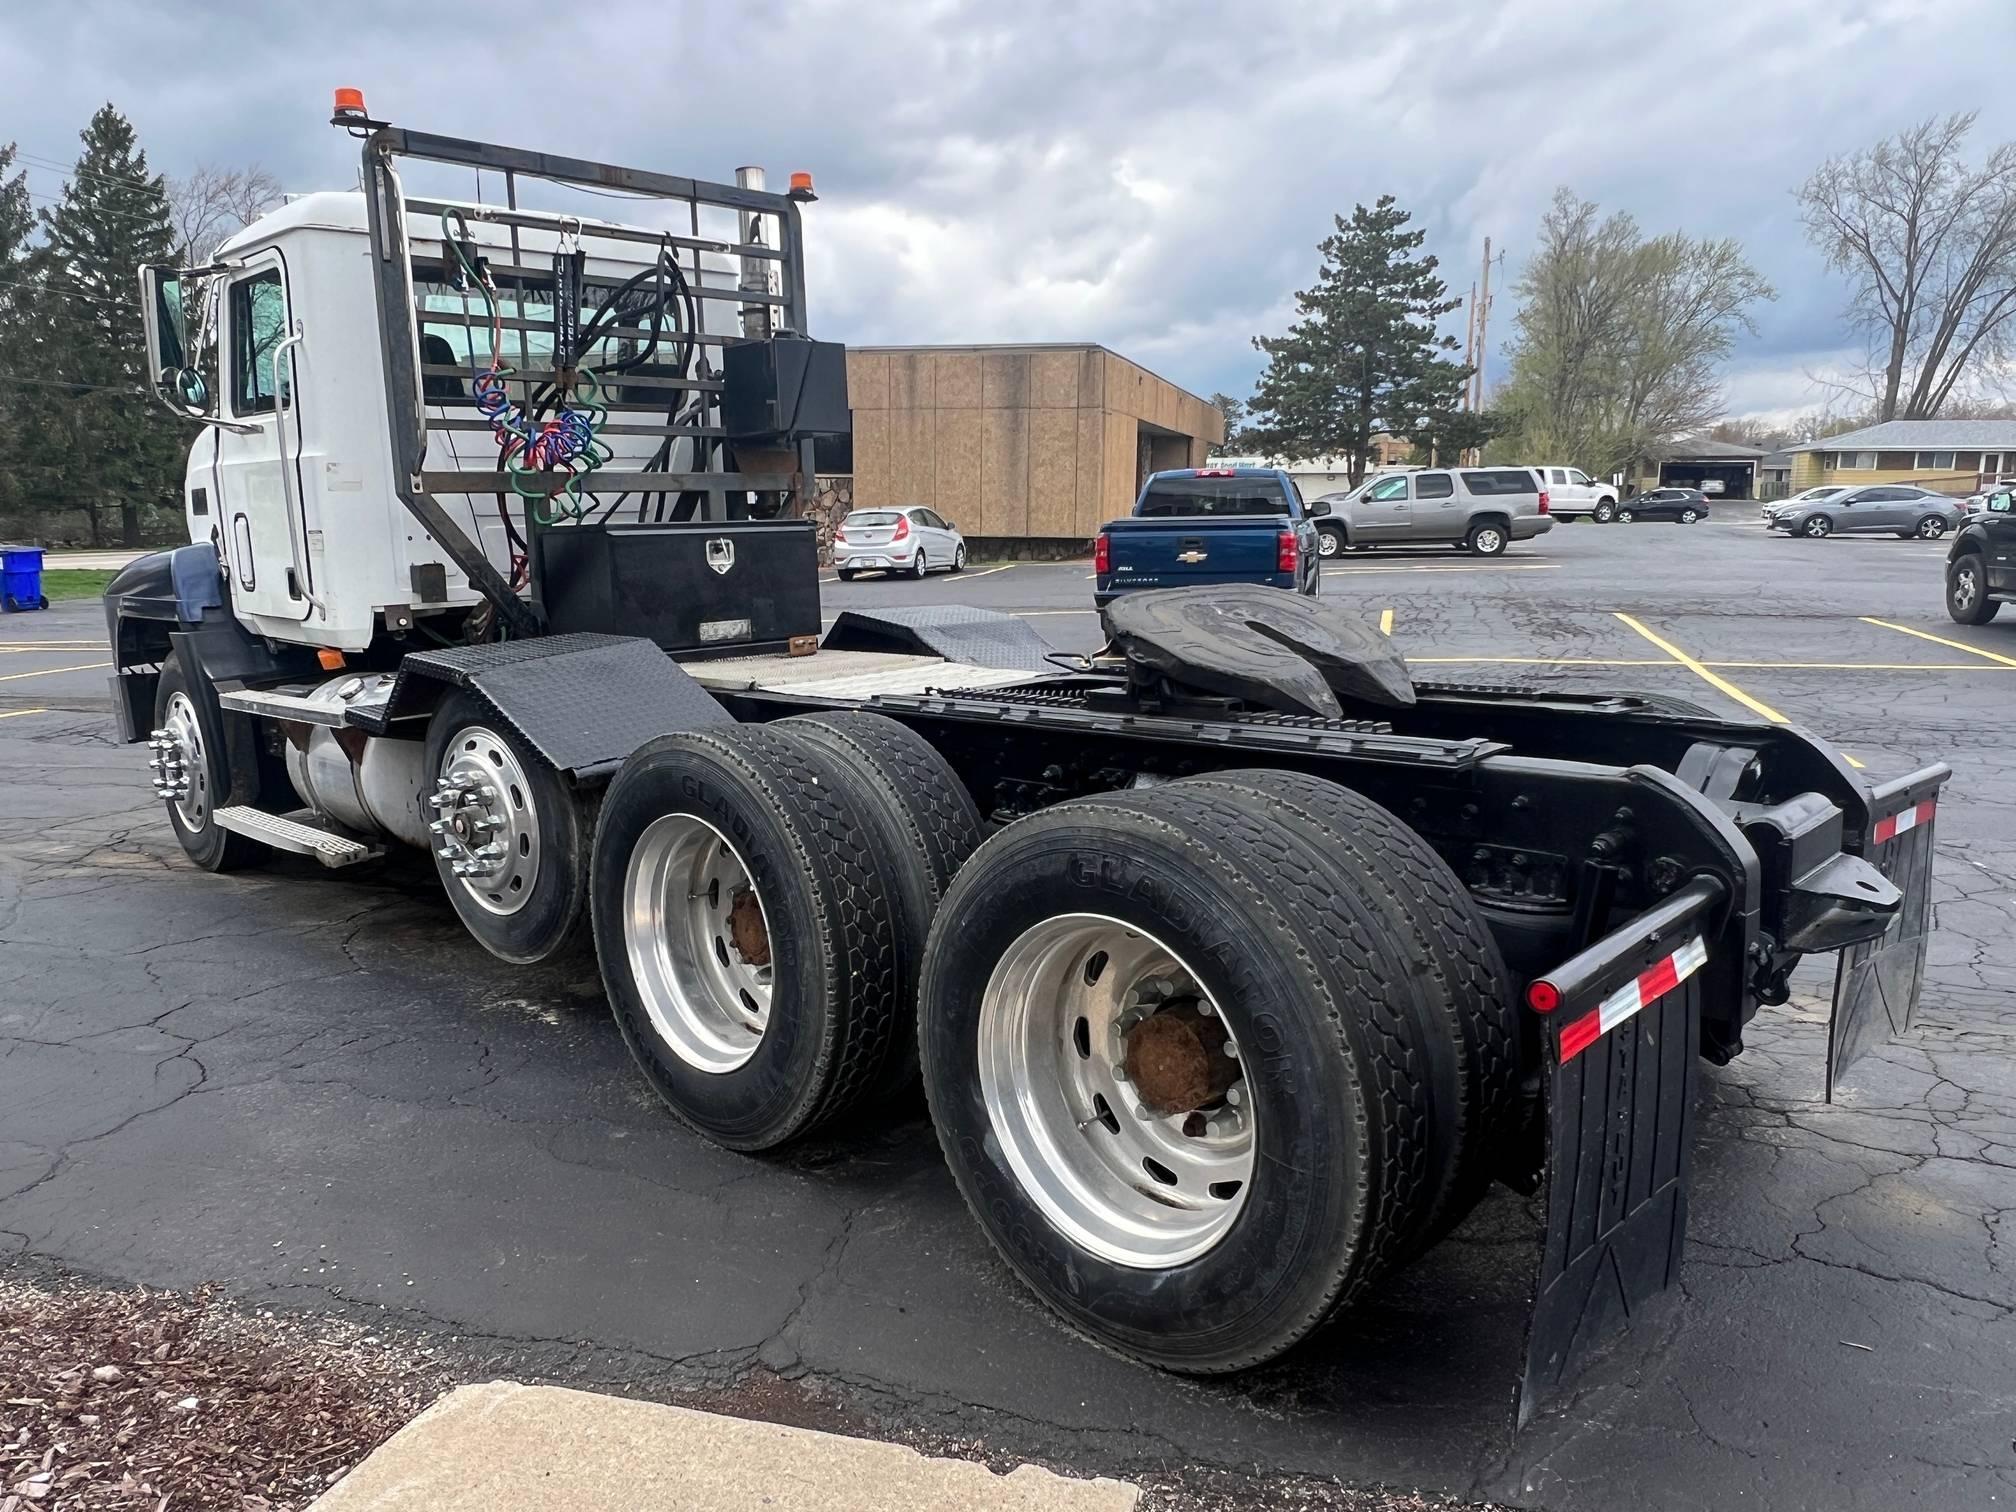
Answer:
top-left (846, 345), bottom-right (1225, 542)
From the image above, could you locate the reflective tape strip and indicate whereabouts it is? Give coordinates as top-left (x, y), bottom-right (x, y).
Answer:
top-left (1559, 935), bottom-right (1710, 1063)
top-left (1873, 798), bottom-right (1936, 845)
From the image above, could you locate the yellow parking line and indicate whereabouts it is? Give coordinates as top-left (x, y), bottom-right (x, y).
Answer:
top-left (1611, 614), bottom-right (1789, 723)
top-left (1708, 660), bottom-right (2012, 671)
top-left (0, 660), bottom-right (109, 683)
top-left (0, 707), bottom-right (47, 719)
top-left (1842, 752), bottom-right (1867, 770)
top-left (1407, 656), bottom-right (1677, 667)
top-left (1378, 608), bottom-right (1394, 636)
top-left (1859, 616), bottom-right (2016, 669)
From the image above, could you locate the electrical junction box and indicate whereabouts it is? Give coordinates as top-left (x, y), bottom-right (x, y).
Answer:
top-left (722, 336), bottom-right (851, 442)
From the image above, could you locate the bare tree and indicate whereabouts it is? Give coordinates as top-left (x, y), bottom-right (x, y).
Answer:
top-left (166, 163), bottom-right (283, 261)
top-left (1496, 190), bottom-right (1773, 475)
top-left (1798, 113), bottom-right (2016, 421)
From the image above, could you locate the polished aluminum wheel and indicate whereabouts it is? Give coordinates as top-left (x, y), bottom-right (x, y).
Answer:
top-left (623, 813), bottom-right (774, 1074)
top-left (430, 726), bottom-right (539, 916)
top-left (978, 914), bottom-right (1253, 1268)
top-left (151, 692), bottom-right (207, 830)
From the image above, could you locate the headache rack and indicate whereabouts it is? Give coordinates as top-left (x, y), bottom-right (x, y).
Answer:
top-left (345, 110), bottom-right (844, 639)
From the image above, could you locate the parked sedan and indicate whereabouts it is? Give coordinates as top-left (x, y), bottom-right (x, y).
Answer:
top-left (1761, 485), bottom-right (1846, 521)
top-left (1767, 485), bottom-right (1966, 540)
top-left (1617, 487), bottom-right (1711, 524)
top-left (832, 506), bottom-right (968, 579)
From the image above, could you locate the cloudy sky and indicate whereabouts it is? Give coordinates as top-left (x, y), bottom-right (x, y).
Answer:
top-left (8, 0), bottom-right (2016, 419)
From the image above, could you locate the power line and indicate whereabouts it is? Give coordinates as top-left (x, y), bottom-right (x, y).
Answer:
top-left (0, 274), bottom-right (138, 310)
top-left (10, 147), bottom-right (168, 195)
top-left (0, 374), bottom-right (149, 397)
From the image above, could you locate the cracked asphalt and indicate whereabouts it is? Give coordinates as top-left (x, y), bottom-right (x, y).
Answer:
top-left (1, 513), bottom-right (2011, 1509)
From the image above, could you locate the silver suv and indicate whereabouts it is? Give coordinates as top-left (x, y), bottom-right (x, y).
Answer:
top-left (1312, 467), bottom-right (1553, 557)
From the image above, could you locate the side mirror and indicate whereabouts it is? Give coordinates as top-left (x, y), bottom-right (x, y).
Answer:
top-left (1309, 497), bottom-right (1332, 517)
top-left (139, 264), bottom-right (211, 421)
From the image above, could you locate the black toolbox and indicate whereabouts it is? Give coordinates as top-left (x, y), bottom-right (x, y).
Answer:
top-left (533, 520), bottom-right (821, 654)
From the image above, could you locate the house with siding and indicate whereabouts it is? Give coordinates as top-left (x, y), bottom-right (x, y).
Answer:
top-left (1782, 421), bottom-right (2016, 495)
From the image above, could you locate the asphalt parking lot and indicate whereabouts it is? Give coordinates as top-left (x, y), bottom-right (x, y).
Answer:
top-left (1, 512), bottom-right (2012, 1509)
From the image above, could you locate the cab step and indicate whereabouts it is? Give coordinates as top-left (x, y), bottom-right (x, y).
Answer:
top-left (213, 806), bottom-right (383, 868)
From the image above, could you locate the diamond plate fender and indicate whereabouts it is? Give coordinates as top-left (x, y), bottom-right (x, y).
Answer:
top-left (351, 633), bottom-right (731, 778)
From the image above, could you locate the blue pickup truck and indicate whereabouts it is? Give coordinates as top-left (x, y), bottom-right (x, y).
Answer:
top-left (1094, 467), bottom-right (1320, 606)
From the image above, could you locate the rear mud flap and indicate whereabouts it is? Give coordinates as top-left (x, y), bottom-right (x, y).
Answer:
top-left (1828, 768), bottom-right (1947, 1099)
top-left (1519, 877), bottom-right (1728, 1425)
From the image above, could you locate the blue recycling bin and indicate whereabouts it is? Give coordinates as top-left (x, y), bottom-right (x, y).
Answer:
top-left (1, 546), bottom-right (47, 612)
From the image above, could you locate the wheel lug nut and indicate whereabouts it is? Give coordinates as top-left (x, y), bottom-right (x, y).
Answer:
top-left (1226, 1087), bottom-right (1243, 1107)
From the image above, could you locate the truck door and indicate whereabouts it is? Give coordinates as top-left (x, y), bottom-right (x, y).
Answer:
top-left (213, 254), bottom-right (311, 622)
top-left (1984, 492), bottom-right (2016, 591)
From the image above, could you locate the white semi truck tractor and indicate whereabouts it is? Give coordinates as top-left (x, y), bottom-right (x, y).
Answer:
top-left (104, 92), bottom-right (1949, 1418)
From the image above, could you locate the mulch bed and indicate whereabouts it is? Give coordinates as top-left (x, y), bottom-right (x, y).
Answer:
top-left (0, 1278), bottom-right (446, 1510)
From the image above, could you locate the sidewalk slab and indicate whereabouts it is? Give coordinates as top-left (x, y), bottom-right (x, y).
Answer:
top-left (313, 1382), bottom-right (1141, 1512)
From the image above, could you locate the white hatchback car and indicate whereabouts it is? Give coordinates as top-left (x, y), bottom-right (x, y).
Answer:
top-left (832, 506), bottom-right (968, 580)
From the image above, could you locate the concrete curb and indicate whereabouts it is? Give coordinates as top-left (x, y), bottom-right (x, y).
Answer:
top-left (311, 1382), bottom-right (1142, 1511)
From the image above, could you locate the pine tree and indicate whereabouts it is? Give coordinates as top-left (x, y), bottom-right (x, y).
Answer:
top-left (18, 105), bottom-right (182, 547)
top-left (0, 144), bottom-right (34, 522)
top-left (1244, 196), bottom-right (1470, 486)
top-left (1207, 392), bottom-right (1247, 456)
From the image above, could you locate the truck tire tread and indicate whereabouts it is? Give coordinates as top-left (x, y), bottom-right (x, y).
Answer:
top-left (1175, 772), bottom-right (1519, 1245)
top-left (784, 712), bottom-right (984, 1091)
top-left (592, 724), bottom-right (900, 1147)
top-left (920, 789), bottom-right (1434, 1372)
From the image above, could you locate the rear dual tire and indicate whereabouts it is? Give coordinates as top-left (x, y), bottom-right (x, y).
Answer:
top-left (591, 715), bottom-right (980, 1149)
top-left (919, 777), bottom-right (1516, 1372)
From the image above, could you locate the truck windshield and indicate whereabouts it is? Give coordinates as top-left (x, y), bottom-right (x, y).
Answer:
top-left (1138, 479), bottom-right (1289, 517)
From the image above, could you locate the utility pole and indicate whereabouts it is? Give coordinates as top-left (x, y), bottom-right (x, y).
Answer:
top-left (1462, 280), bottom-right (1479, 406)
top-left (1471, 236), bottom-right (1493, 414)
top-left (1461, 279), bottom-right (1480, 465)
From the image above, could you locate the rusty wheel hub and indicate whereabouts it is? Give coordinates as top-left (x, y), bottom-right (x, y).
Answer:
top-left (727, 885), bottom-right (771, 967)
top-left (1122, 1003), bottom-right (1237, 1116)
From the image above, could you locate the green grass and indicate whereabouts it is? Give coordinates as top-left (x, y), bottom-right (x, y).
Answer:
top-left (37, 569), bottom-right (118, 602)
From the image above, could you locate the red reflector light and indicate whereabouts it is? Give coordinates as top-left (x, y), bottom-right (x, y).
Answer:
top-left (1277, 530), bottom-right (1298, 573)
top-left (1526, 980), bottom-right (1561, 1014)
top-left (1094, 532), bottom-right (1111, 574)
top-left (1538, 489), bottom-right (1550, 514)
top-left (891, 514), bottom-right (910, 541)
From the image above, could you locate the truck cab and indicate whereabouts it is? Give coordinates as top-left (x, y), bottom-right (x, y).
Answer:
top-left (1094, 467), bottom-right (1319, 605)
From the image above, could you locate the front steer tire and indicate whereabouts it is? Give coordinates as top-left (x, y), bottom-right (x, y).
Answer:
top-left (918, 787), bottom-right (1442, 1374)
top-left (1947, 552), bottom-right (2000, 625)
top-left (591, 725), bottom-right (903, 1150)
top-left (153, 653), bottom-right (262, 873)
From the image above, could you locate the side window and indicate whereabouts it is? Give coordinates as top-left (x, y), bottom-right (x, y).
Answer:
top-left (1569, 470), bottom-right (1592, 486)
top-left (914, 509), bottom-right (942, 530)
top-left (229, 269), bottom-right (289, 416)
top-left (1368, 476), bottom-right (1409, 501)
top-left (1548, 468), bottom-right (1568, 485)
top-left (1415, 472), bottom-right (1454, 499)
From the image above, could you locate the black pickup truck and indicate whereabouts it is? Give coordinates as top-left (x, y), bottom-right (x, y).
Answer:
top-left (1947, 486), bottom-right (2016, 622)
